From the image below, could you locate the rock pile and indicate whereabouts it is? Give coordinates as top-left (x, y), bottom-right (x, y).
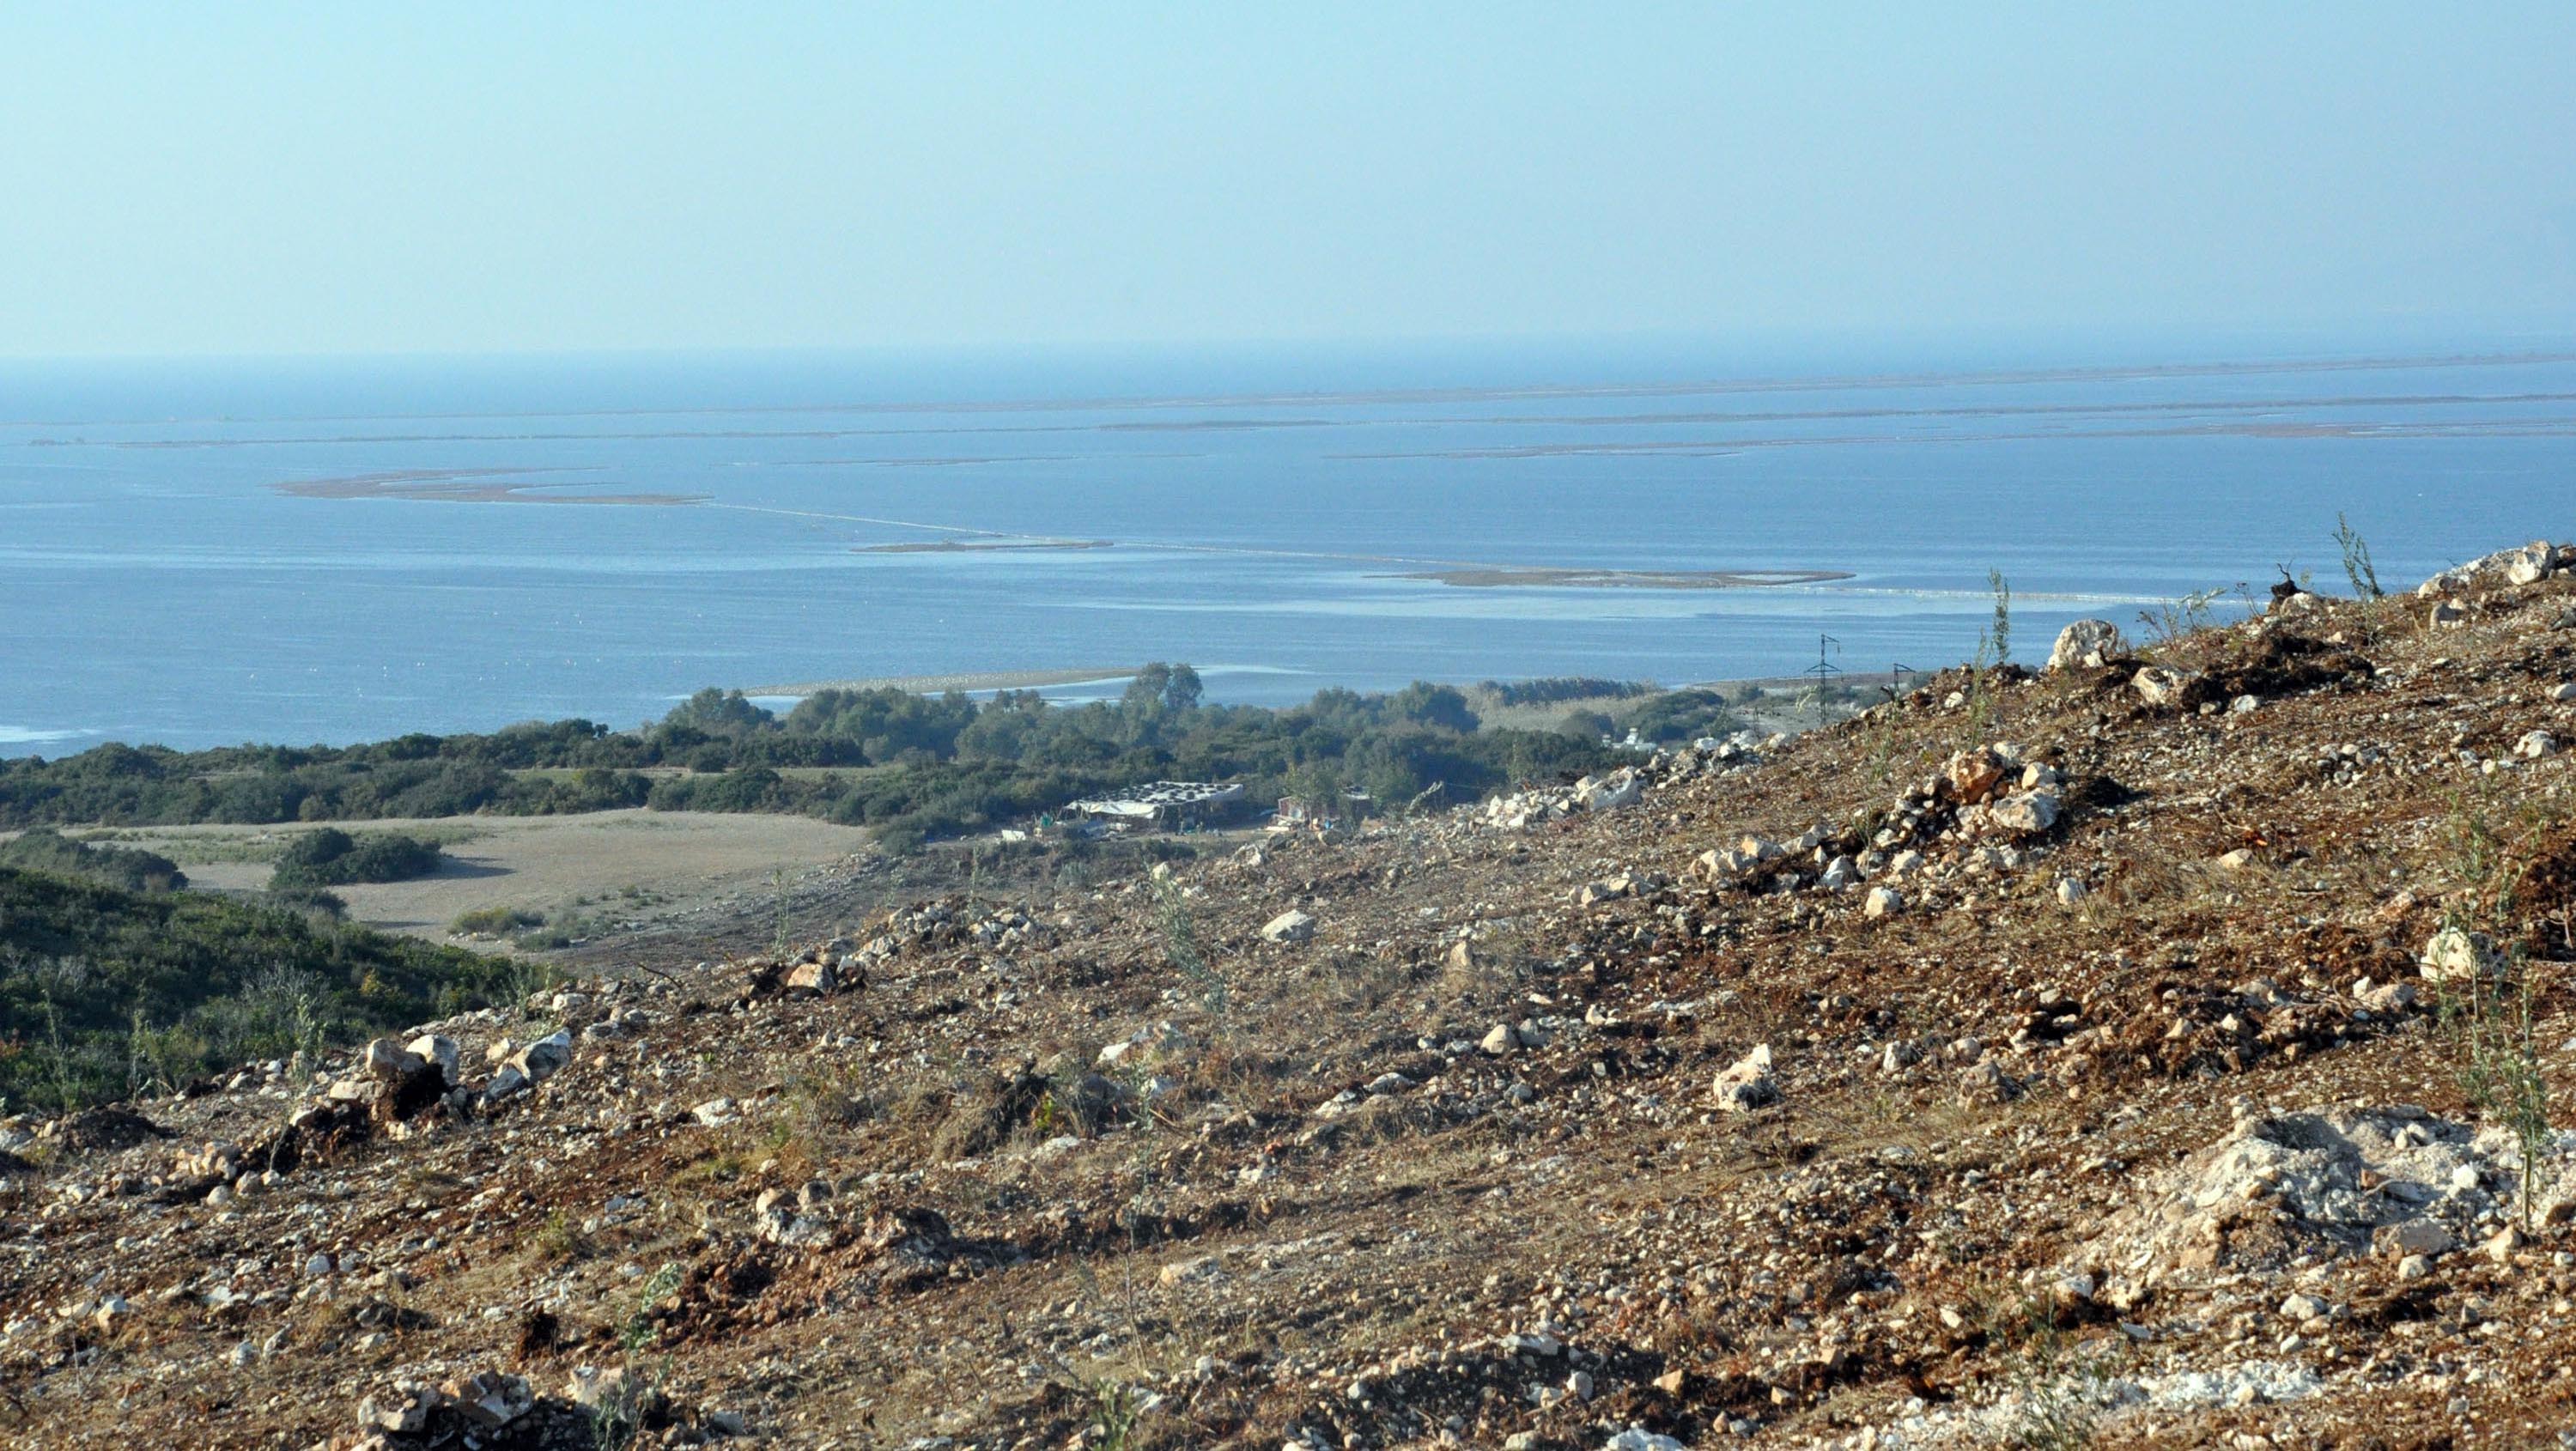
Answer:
top-left (2077, 1105), bottom-right (2576, 1301)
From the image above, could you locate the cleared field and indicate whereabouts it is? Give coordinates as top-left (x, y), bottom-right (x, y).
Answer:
top-left (99, 810), bottom-right (875, 941)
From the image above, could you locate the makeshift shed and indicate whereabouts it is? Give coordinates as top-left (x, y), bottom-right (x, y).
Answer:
top-left (1061, 780), bottom-right (1247, 832)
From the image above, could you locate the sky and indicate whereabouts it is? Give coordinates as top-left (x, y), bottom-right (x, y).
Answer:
top-left (3, 3), bottom-right (2573, 358)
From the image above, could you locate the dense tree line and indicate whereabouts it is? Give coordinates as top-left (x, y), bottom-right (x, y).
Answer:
top-left (0, 665), bottom-right (1631, 845)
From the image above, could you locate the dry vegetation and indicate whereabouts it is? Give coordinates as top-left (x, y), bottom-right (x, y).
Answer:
top-left (6, 543), bottom-right (2576, 1449)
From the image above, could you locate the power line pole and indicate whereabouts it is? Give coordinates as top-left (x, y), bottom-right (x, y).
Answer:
top-left (1803, 632), bottom-right (1843, 688)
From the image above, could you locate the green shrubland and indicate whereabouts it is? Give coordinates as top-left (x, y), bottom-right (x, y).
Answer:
top-left (0, 864), bottom-right (522, 1109)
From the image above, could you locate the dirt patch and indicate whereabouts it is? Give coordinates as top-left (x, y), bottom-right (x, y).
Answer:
top-left (147, 809), bottom-right (875, 944)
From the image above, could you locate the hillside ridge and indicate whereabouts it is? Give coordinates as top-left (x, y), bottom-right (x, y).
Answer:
top-left (6, 539), bottom-right (2576, 1449)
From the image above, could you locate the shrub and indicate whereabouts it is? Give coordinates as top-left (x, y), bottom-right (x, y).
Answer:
top-left (451, 905), bottom-right (544, 938)
top-left (1619, 689), bottom-right (1747, 744)
top-left (270, 829), bottom-right (443, 888)
top-left (0, 829), bottom-right (186, 892)
top-left (264, 886), bottom-right (348, 920)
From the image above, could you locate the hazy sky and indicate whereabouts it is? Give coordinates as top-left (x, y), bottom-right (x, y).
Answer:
top-left (4, 3), bottom-right (2573, 357)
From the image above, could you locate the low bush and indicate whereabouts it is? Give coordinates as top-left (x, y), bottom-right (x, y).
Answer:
top-left (451, 904), bottom-right (544, 938)
top-left (269, 829), bottom-right (444, 888)
top-left (0, 828), bottom-right (186, 892)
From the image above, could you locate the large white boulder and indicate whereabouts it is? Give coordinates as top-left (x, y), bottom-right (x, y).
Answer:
top-left (2048, 619), bottom-right (2127, 670)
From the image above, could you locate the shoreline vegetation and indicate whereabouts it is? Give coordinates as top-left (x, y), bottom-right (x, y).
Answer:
top-left (0, 666), bottom-right (1859, 852)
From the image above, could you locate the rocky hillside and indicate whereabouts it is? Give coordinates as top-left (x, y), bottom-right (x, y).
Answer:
top-left (7, 541), bottom-right (2576, 1450)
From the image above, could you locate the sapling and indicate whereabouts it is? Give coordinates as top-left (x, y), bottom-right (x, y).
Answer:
top-left (2334, 512), bottom-right (2385, 598)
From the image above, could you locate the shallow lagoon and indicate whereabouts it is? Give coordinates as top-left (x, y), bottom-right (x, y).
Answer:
top-left (3, 342), bottom-right (2570, 751)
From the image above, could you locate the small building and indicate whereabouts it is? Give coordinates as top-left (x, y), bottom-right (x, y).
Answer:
top-left (1062, 780), bottom-right (1247, 832)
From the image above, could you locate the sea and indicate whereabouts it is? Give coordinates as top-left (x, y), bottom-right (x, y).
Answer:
top-left (3, 337), bottom-right (2571, 756)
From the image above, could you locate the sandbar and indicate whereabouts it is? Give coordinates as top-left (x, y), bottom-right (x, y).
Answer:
top-left (1392, 567), bottom-right (1850, 589)
top-left (275, 468), bottom-right (706, 505)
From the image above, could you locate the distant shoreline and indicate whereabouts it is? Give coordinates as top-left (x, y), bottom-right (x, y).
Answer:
top-left (743, 664), bottom-right (1903, 702)
top-left (742, 667), bottom-right (1139, 696)
top-left (854, 538), bottom-right (1113, 555)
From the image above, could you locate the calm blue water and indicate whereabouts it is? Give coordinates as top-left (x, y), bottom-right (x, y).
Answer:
top-left (3, 340), bottom-right (2571, 754)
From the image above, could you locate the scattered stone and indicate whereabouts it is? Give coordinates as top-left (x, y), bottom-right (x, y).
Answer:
top-left (2377, 1218), bottom-right (2454, 1259)
top-left (2420, 926), bottom-right (2503, 983)
top-left (361, 1037), bottom-right (426, 1081)
top-left (1984, 789), bottom-right (2060, 837)
top-left (566, 1364), bottom-right (647, 1421)
top-left (1957, 1059), bottom-right (2017, 1105)
top-left (1578, 875), bottom-right (1634, 906)
top-left (358, 1381), bottom-right (439, 1435)
top-left (1261, 911), bottom-right (1317, 944)
top-left (1945, 746), bottom-right (2012, 803)
top-left (2134, 665), bottom-right (2196, 707)
top-left (510, 1030), bottom-right (574, 1087)
top-left (1711, 1044), bottom-right (1777, 1113)
top-left (2506, 539), bottom-right (2559, 585)
top-left (405, 1035), bottom-right (460, 1084)
top-left (1582, 768), bottom-right (1643, 811)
